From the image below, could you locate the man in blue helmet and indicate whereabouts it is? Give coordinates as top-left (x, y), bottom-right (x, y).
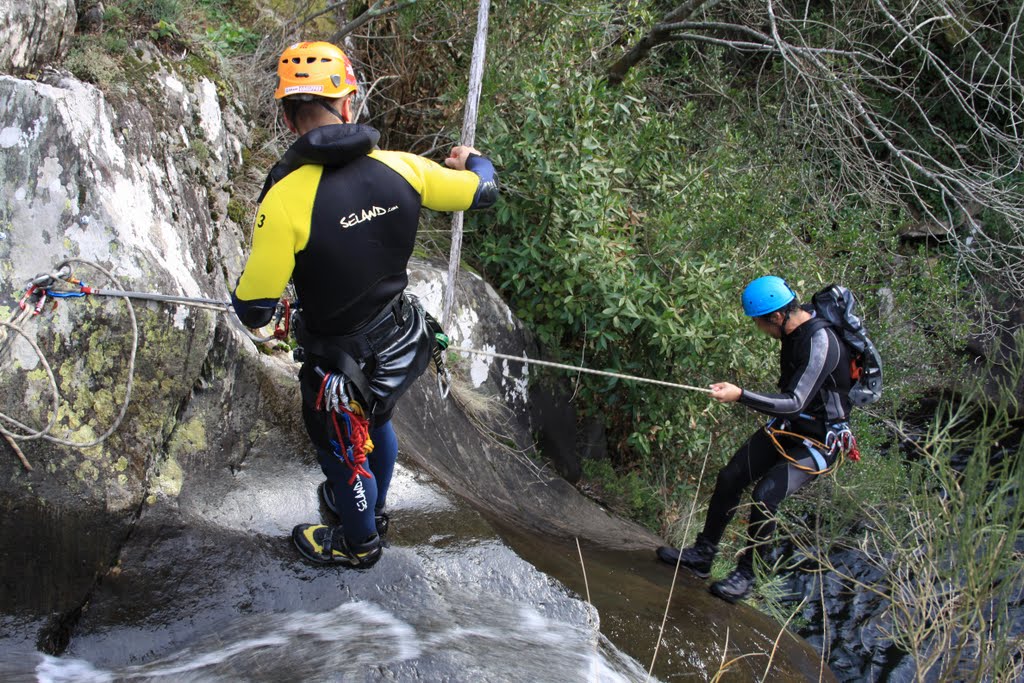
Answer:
top-left (657, 276), bottom-right (852, 602)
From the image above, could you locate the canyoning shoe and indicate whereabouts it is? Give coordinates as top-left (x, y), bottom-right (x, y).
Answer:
top-left (656, 537), bottom-right (716, 578)
top-left (292, 524), bottom-right (382, 568)
top-left (710, 567), bottom-right (755, 603)
top-left (317, 481), bottom-right (391, 541)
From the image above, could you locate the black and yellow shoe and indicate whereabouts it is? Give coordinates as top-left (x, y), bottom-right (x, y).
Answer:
top-left (317, 481), bottom-right (391, 541)
top-left (291, 524), bottom-right (382, 568)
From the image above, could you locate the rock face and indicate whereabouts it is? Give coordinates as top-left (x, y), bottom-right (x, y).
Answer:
top-left (0, 65), bottom-right (249, 507)
top-left (776, 546), bottom-right (913, 682)
top-left (405, 264), bottom-right (661, 548)
top-left (0, 0), bottom-right (77, 75)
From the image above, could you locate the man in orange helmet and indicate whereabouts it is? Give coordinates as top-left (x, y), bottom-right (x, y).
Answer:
top-left (231, 41), bottom-right (498, 568)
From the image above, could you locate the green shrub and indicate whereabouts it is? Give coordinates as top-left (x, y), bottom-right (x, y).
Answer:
top-left (122, 0), bottom-right (186, 26)
top-left (582, 459), bottom-right (661, 528)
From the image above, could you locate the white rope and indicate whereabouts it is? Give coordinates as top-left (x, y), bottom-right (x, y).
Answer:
top-left (448, 345), bottom-right (712, 394)
top-left (84, 286), bottom-right (276, 344)
top-left (1, 260), bottom-right (709, 464)
top-left (88, 288), bottom-right (232, 311)
top-left (441, 0), bottom-right (491, 330)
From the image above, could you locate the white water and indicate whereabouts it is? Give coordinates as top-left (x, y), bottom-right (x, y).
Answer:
top-left (33, 600), bottom-right (652, 682)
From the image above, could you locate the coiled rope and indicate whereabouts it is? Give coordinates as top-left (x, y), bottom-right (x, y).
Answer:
top-left (0, 259), bottom-right (139, 454)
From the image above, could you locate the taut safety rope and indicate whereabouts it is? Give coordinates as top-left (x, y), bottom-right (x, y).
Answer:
top-left (448, 345), bottom-right (712, 394)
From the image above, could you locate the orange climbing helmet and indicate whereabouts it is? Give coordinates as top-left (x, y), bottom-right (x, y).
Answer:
top-left (274, 41), bottom-right (358, 100)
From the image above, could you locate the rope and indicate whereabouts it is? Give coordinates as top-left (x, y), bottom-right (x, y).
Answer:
top-left (78, 287), bottom-right (277, 343)
top-left (448, 345), bottom-right (712, 394)
top-left (441, 0), bottom-right (491, 330)
top-left (1, 257), bottom-right (713, 464)
top-left (648, 437), bottom-right (715, 680)
top-left (86, 288), bottom-right (232, 311)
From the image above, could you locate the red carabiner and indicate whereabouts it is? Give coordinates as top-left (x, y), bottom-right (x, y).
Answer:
top-left (273, 299), bottom-right (292, 340)
top-left (18, 285), bottom-right (37, 311)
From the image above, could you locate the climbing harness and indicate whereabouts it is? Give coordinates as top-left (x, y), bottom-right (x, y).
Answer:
top-left (763, 417), bottom-right (861, 476)
top-left (293, 293), bottom-right (436, 423)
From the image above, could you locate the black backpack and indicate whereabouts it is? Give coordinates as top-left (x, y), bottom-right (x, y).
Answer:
top-left (811, 284), bottom-right (883, 406)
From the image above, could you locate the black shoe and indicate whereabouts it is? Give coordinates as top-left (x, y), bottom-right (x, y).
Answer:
top-left (317, 481), bottom-right (391, 540)
top-left (710, 566), bottom-right (755, 603)
top-left (656, 537), bottom-right (717, 579)
top-left (292, 524), bottom-right (382, 568)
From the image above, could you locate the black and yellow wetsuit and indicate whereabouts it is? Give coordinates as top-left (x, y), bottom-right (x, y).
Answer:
top-left (231, 123), bottom-right (496, 332)
top-left (230, 123), bottom-right (496, 552)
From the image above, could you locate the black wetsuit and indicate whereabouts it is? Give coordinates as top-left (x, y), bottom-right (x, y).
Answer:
top-left (701, 312), bottom-right (851, 570)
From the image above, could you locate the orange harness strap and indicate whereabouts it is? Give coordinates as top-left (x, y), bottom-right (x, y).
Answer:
top-left (764, 426), bottom-right (843, 476)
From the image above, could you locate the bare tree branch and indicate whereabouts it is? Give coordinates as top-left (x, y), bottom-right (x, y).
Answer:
top-left (328, 0), bottom-right (418, 44)
top-left (607, 0), bottom-right (719, 86)
top-left (289, 0), bottom-right (347, 29)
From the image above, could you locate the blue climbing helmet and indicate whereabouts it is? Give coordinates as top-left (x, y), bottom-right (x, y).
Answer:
top-left (742, 276), bottom-right (796, 317)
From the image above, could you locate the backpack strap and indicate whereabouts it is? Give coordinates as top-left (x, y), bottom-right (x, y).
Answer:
top-left (802, 315), bottom-right (832, 336)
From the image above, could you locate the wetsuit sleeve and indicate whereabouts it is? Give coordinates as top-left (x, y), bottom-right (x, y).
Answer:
top-left (231, 190), bottom-right (298, 328)
top-left (370, 150), bottom-right (498, 211)
top-left (464, 154), bottom-right (498, 209)
top-left (738, 327), bottom-right (840, 418)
